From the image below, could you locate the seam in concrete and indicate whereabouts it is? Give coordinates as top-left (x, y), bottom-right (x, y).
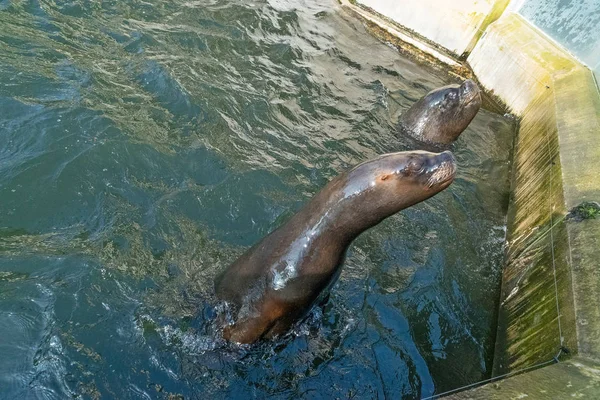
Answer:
top-left (447, 356), bottom-right (600, 399)
top-left (462, 0), bottom-right (511, 58)
top-left (593, 70), bottom-right (600, 97)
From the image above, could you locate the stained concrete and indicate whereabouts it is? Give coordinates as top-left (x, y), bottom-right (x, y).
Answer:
top-left (553, 67), bottom-right (600, 363)
top-left (492, 87), bottom-right (578, 375)
top-left (467, 13), bottom-right (577, 114)
top-left (447, 357), bottom-right (600, 399)
top-left (568, 218), bottom-right (600, 363)
top-left (339, 0), bottom-right (461, 68)
top-left (356, 0), bottom-right (509, 57)
top-left (553, 67), bottom-right (600, 209)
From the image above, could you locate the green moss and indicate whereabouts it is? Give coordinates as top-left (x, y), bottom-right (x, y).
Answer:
top-left (496, 89), bottom-right (578, 375)
top-left (568, 202), bottom-right (600, 221)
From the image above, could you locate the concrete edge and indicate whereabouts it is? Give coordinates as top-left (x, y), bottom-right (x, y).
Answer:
top-left (553, 67), bottom-right (600, 363)
top-left (446, 356), bottom-right (600, 399)
top-left (338, 0), bottom-right (462, 68)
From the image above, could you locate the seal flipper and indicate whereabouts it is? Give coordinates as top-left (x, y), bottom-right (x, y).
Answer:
top-left (223, 297), bottom-right (288, 344)
top-left (223, 317), bottom-right (274, 344)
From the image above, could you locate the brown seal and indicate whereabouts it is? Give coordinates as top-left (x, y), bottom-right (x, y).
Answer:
top-left (215, 150), bottom-right (457, 344)
top-left (398, 79), bottom-right (481, 144)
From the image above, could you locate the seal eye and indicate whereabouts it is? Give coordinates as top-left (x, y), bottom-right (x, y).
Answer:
top-left (406, 158), bottom-right (424, 175)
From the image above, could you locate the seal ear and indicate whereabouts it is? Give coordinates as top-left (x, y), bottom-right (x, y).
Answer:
top-left (379, 174), bottom-right (392, 182)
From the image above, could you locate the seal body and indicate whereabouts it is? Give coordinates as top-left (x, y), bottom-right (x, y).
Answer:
top-left (215, 150), bottom-right (456, 344)
top-left (398, 79), bottom-right (481, 144)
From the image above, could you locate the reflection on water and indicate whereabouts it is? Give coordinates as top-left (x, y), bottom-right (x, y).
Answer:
top-left (0, 0), bottom-right (515, 398)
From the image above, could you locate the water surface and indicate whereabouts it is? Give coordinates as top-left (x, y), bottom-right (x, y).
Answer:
top-left (0, 0), bottom-right (515, 398)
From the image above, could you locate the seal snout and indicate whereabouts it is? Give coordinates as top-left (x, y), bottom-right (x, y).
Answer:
top-left (460, 79), bottom-right (481, 104)
top-left (425, 151), bottom-right (456, 187)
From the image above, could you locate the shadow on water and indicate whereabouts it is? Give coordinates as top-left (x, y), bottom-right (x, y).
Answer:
top-left (0, 0), bottom-right (515, 398)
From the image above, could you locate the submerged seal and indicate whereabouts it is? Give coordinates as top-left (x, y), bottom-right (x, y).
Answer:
top-left (215, 150), bottom-right (457, 344)
top-left (398, 79), bottom-right (481, 144)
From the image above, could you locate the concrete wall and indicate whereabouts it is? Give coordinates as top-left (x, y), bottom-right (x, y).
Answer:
top-left (511, 0), bottom-right (600, 84)
top-left (356, 0), bottom-right (510, 57)
top-left (467, 17), bottom-right (582, 373)
top-left (466, 9), bottom-right (600, 369)
top-left (553, 66), bottom-right (600, 361)
top-left (356, 0), bottom-right (600, 83)
top-left (463, 9), bottom-right (600, 394)
top-left (449, 357), bottom-right (600, 399)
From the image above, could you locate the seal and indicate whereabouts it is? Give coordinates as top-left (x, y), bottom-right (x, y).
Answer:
top-left (398, 79), bottom-right (481, 144)
top-left (214, 150), bottom-right (457, 344)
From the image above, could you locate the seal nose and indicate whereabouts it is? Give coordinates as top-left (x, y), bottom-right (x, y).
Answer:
top-left (460, 79), bottom-right (480, 97)
top-left (422, 151), bottom-right (454, 170)
top-left (439, 150), bottom-right (455, 164)
top-left (426, 150), bottom-right (457, 185)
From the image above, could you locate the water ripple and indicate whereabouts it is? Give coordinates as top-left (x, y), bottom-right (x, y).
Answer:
top-left (0, 0), bottom-right (515, 398)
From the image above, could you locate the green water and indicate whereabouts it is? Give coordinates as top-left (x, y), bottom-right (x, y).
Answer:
top-left (0, 0), bottom-right (515, 398)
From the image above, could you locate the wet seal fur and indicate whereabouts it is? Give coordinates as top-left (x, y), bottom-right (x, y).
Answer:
top-left (398, 79), bottom-right (481, 145)
top-left (215, 150), bottom-right (457, 344)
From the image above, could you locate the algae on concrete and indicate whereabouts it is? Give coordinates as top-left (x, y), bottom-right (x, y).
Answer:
top-left (568, 219), bottom-right (600, 362)
top-left (467, 13), bottom-right (578, 114)
top-left (447, 357), bottom-right (600, 399)
top-left (553, 67), bottom-right (600, 209)
top-left (462, 0), bottom-right (511, 58)
top-left (552, 64), bottom-right (600, 364)
top-left (568, 202), bottom-right (600, 221)
top-left (493, 89), bottom-right (578, 375)
top-left (356, 0), bottom-right (506, 58)
top-left (339, 0), bottom-right (467, 76)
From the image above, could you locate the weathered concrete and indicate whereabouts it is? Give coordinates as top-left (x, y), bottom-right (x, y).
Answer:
top-left (447, 357), bottom-right (600, 399)
top-left (355, 0), bottom-right (600, 81)
top-left (492, 86), bottom-right (578, 375)
top-left (515, 0), bottom-right (600, 78)
top-left (553, 66), bottom-right (600, 362)
top-left (356, 0), bottom-right (509, 58)
top-left (568, 218), bottom-right (600, 363)
top-left (339, 0), bottom-right (462, 69)
top-left (459, 8), bottom-right (600, 384)
top-left (553, 67), bottom-right (600, 209)
top-left (467, 13), bottom-right (577, 115)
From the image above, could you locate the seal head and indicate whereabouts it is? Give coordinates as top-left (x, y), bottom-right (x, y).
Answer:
top-left (338, 150), bottom-right (456, 231)
top-left (399, 79), bottom-right (481, 144)
top-left (215, 151), bottom-right (456, 344)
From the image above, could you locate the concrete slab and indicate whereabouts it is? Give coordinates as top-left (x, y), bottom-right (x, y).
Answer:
top-left (447, 357), bottom-right (600, 399)
top-left (467, 13), bottom-right (577, 114)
